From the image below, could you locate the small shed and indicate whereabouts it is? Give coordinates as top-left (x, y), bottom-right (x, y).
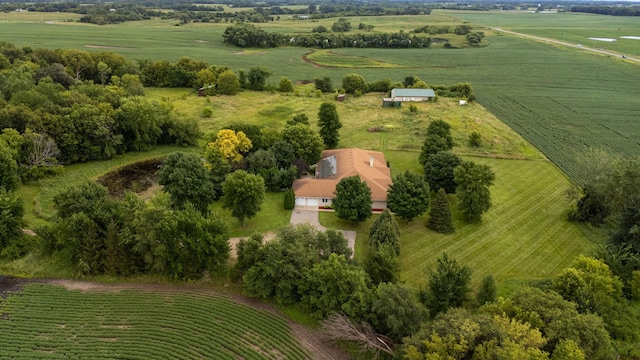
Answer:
top-left (336, 94), bottom-right (346, 102)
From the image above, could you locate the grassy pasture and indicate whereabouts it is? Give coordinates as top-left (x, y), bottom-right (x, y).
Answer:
top-left (0, 284), bottom-right (310, 359)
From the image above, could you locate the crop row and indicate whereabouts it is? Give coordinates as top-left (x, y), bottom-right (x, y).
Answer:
top-left (0, 284), bottom-right (310, 359)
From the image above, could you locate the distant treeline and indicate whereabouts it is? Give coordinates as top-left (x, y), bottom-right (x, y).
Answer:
top-left (223, 23), bottom-right (433, 49)
top-left (570, 5), bottom-right (640, 16)
top-left (1, 1), bottom-right (431, 25)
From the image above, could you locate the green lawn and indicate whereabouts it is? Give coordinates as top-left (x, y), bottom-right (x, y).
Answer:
top-left (209, 192), bottom-right (293, 238)
top-left (321, 155), bottom-right (596, 290)
top-left (0, 284), bottom-right (310, 359)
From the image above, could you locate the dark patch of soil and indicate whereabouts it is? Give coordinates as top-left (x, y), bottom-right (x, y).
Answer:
top-left (0, 275), bottom-right (34, 299)
top-left (96, 158), bottom-right (164, 198)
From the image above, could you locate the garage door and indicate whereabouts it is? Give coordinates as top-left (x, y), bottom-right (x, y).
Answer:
top-left (307, 198), bottom-right (319, 207)
top-left (295, 197), bottom-right (306, 206)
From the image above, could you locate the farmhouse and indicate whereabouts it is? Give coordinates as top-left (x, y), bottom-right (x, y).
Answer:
top-left (293, 148), bottom-right (391, 210)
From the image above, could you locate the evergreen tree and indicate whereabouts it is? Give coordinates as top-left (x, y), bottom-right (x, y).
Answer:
top-left (428, 188), bottom-right (454, 234)
top-left (476, 274), bottom-right (497, 306)
top-left (317, 102), bottom-right (342, 149)
top-left (365, 243), bottom-right (400, 285)
top-left (283, 188), bottom-right (295, 210)
top-left (424, 252), bottom-right (472, 317)
top-left (369, 208), bottom-right (400, 254)
top-left (387, 171), bottom-right (430, 222)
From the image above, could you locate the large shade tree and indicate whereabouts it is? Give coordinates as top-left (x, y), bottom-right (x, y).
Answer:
top-left (423, 151), bottom-right (462, 194)
top-left (222, 170), bottom-right (265, 226)
top-left (332, 175), bottom-right (372, 223)
top-left (157, 152), bottom-right (215, 213)
top-left (454, 161), bottom-right (495, 223)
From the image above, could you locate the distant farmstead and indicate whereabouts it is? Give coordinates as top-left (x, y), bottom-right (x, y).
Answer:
top-left (383, 88), bottom-right (435, 107)
top-left (293, 148), bottom-right (391, 211)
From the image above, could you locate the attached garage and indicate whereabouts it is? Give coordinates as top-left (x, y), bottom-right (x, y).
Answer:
top-left (295, 197), bottom-right (319, 207)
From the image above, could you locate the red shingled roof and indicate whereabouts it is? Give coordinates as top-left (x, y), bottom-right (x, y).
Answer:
top-left (293, 148), bottom-right (391, 201)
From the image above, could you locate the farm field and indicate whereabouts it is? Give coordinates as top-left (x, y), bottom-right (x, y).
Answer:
top-left (0, 11), bottom-right (638, 179)
top-left (0, 283), bottom-right (311, 359)
top-left (445, 10), bottom-right (640, 55)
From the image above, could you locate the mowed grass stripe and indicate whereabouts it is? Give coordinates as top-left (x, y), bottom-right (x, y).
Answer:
top-left (399, 158), bottom-right (593, 288)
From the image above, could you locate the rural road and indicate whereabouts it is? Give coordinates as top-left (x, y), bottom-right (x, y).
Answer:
top-left (491, 27), bottom-right (640, 63)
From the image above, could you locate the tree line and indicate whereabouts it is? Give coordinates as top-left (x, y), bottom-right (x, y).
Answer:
top-left (571, 5), bottom-right (640, 16)
top-left (223, 22), bottom-right (433, 49)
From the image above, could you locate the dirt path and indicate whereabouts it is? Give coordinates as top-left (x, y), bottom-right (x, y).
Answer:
top-left (491, 27), bottom-right (640, 63)
top-left (0, 276), bottom-right (350, 360)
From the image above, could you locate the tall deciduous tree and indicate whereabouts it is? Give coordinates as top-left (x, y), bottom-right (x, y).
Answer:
top-left (333, 176), bottom-right (372, 223)
top-left (301, 253), bottom-right (372, 319)
top-left (216, 70), bottom-right (240, 95)
top-left (317, 102), bottom-right (342, 149)
top-left (419, 120), bottom-right (454, 164)
top-left (246, 66), bottom-right (272, 91)
top-left (222, 170), bottom-right (265, 227)
top-left (369, 209), bottom-right (400, 254)
top-left (157, 152), bottom-right (215, 213)
top-left (454, 161), bottom-right (495, 223)
top-left (423, 151), bottom-right (462, 194)
top-left (428, 188), bottom-right (454, 234)
top-left (0, 144), bottom-right (19, 191)
top-left (281, 123), bottom-right (324, 166)
top-left (0, 187), bottom-right (24, 251)
top-left (205, 129), bottom-right (252, 164)
top-left (424, 252), bottom-right (472, 317)
top-left (277, 77), bottom-right (293, 93)
top-left (342, 73), bottom-right (366, 94)
top-left (386, 171), bottom-right (430, 222)
top-left (372, 282), bottom-right (426, 342)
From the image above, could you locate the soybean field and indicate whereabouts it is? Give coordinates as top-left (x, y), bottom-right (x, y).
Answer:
top-left (0, 283), bottom-right (311, 359)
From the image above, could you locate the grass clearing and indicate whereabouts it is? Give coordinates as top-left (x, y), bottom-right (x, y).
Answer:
top-left (0, 284), bottom-right (310, 359)
top-left (209, 192), bottom-right (292, 238)
top-left (17, 145), bottom-right (199, 225)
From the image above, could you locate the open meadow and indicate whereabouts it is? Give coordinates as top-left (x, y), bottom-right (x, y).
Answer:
top-left (0, 283), bottom-right (311, 359)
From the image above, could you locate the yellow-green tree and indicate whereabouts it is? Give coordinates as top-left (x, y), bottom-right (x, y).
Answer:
top-left (205, 129), bottom-right (252, 164)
